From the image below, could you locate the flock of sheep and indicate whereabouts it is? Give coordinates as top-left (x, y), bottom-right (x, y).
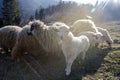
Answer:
top-left (0, 19), bottom-right (113, 76)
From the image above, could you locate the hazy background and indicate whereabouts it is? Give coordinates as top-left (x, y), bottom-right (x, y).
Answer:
top-left (0, 0), bottom-right (120, 26)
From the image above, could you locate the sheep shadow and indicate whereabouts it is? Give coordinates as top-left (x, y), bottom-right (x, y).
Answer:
top-left (64, 47), bottom-right (111, 80)
top-left (24, 47), bottom-right (111, 80)
top-left (0, 47), bottom-right (112, 80)
top-left (26, 47), bottom-right (111, 80)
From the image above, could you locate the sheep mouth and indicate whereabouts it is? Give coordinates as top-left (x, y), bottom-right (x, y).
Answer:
top-left (27, 31), bottom-right (33, 36)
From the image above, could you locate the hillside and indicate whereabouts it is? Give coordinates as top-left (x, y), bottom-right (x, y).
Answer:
top-left (18, 0), bottom-right (59, 19)
top-left (0, 21), bottom-right (120, 80)
top-left (0, 0), bottom-right (59, 19)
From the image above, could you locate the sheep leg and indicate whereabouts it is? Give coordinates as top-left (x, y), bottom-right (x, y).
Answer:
top-left (11, 44), bottom-right (24, 62)
top-left (82, 52), bottom-right (86, 60)
top-left (65, 55), bottom-right (76, 76)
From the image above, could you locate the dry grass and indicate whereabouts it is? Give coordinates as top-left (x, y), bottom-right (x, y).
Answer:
top-left (0, 21), bottom-right (120, 80)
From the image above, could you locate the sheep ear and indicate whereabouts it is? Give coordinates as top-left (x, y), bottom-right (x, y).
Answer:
top-left (53, 27), bottom-right (58, 32)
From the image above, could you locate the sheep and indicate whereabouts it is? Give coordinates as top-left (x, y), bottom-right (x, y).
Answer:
top-left (76, 31), bottom-right (103, 48)
top-left (27, 20), bottom-right (62, 54)
top-left (54, 23), bottom-right (90, 76)
top-left (11, 24), bottom-right (46, 61)
top-left (0, 26), bottom-right (22, 54)
top-left (12, 20), bottom-right (62, 61)
top-left (96, 27), bottom-right (113, 49)
top-left (71, 19), bottom-right (98, 36)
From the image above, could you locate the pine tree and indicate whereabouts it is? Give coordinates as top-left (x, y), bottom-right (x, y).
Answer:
top-left (39, 8), bottom-right (45, 20)
top-left (2, 0), bottom-right (20, 25)
top-left (35, 9), bottom-right (39, 19)
top-left (29, 15), bottom-right (34, 21)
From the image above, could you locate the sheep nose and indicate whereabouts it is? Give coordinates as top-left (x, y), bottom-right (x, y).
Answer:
top-left (27, 31), bottom-right (33, 36)
top-left (31, 24), bottom-right (35, 31)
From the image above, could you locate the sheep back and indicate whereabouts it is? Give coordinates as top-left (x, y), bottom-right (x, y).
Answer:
top-left (30, 21), bottom-right (62, 54)
top-left (71, 19), bottom-right (98, 35)
top-left (12, 25), bottom-right (46, 60)
top-left (0, 26), bottom-right (22, 52)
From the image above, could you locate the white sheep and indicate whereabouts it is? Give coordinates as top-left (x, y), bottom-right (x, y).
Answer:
top-left (0, 26), bottom-right (22, 54)
top-left (77, 31), bottom-right (103, 48)
top-left (12, 25), bottom-right (46, 61)
top-left (54, 23), bottom-right (90, 76)
top-left (27, 20), bottom-right (62, 53)
top-left (71, 19), bottom-right (98, 35)
top-left (96, 27), bottom-right (113, 48)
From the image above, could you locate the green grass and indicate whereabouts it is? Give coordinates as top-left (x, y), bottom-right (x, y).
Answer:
top-left (82, 45), bottom-right (120, 80)
top-left (66, 21), bottom-right (120, 80)
top-left (0, 21), bottom-right (120, 80)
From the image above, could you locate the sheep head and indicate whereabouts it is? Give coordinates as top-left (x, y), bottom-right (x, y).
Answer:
top-left (27, 20), bottom-right (44, 35)
top-left (52, 22), bottom-right (70, 37)
top-left (93, 32), bottom-right (103, 43)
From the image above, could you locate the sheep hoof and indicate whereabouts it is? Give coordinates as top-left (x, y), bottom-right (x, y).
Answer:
top-left (8, 49), bottom-right (11, 52)
top-left (1, 51), bottom-right (6, 54)
top-left (66, 71), bottom-right (70, 76)
top-left (65, 69), bottom-right (71, 76)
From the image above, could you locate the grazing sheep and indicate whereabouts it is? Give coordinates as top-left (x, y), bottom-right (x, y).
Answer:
top-left (11, 24), bottom-right (46, 61)
top-left (96, 27), bottom-right (113, 48)
top-left (54, 23), bottom-right (90, 76)
top-left (77, 31), bottom-right (103, 48)
top-left (71, 19), bottom-right (98, 35)
top-left (27, 20), bottom-right (62, 53)
top-left (0, 26), bottom-right (22, 54)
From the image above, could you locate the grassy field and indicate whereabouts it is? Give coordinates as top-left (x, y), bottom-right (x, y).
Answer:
top-left (0, 21), bottom-right (120, 80)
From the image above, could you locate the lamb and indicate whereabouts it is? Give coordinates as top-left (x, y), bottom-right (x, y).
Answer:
top-left (28, 21), bottom-right (90, 75)
top-left (12, 20), bottom-right (62, 61)
top-left (54, 23), bottom-right (90, 76)
top-left (77, 31), bottom-right (103, 48)
top-left (71, 19), bottom-right (98, 36)
top-left (0, 26), bottom-right (22, 54)
top-left (96, 27), bottom-right (113, 48)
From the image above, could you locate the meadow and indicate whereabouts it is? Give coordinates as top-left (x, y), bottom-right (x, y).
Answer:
top-left (0, 21), bottom-right (120, 80)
